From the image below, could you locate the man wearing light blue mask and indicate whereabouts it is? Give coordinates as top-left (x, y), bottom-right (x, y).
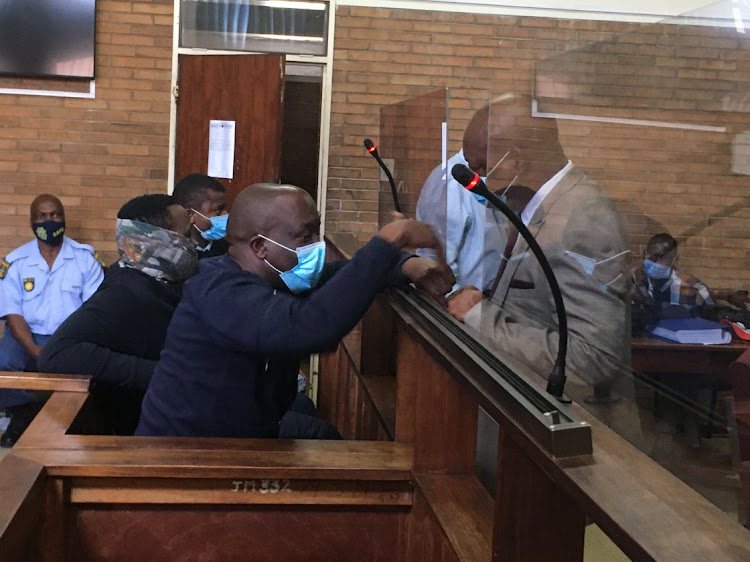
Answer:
top-left (416, 105), bottom-right (508, 292)
top-left (136, 183), bottom-right (455, 441)
top-left (633, 232), bottom-right (713, 315)
top-left (173, 173), bottom-right (230, 259)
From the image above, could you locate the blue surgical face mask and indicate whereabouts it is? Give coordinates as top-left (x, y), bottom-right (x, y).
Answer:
top-left (643, 259), bottom-right (671, 280)
top-left (192, 210), bottom-right (228, 241)
top-left (470, 176), bottom-right (489, 206)
top-left (259, 235), bottom-right (326, 294)
top-left (472, 192), bottom-right (509, 208)
top-left (471, 192), bottom-right (487, 205)
top-left (566, 249), bottom-right (630, 291)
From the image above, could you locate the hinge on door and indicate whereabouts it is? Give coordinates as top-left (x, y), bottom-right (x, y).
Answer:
top-left (172, 84), bottom-right (179, 100)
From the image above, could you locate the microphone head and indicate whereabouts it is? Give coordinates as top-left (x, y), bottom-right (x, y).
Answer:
top-left (451, 164), bottom-right (479, 190)
top-left (363, 138), bottom-right (377, 154)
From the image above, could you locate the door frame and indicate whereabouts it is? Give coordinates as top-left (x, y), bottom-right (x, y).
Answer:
top-left (166, 0), bottom-right (336, 232)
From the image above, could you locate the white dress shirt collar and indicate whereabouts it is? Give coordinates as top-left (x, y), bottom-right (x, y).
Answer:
top-left (520, 160), bottom-right (574, 225)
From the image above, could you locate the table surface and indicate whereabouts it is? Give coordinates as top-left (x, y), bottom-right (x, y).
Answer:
top-left (631, 336), bottom-right (750, 377)
top-left (632, 336), bottom-right (750, 354)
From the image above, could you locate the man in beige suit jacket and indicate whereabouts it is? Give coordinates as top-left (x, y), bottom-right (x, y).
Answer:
top-left (448, 94), bottom-right (631, 400)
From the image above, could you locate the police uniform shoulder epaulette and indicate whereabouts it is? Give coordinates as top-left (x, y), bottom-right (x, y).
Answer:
top-left (0, 240), bottom-right (38, 280)
top-left (68, 239), bottom-right (106, 269)
top-left (5, 240), bottom-right (36, 264)
top-left (93, 251), bottom-right (107, 269)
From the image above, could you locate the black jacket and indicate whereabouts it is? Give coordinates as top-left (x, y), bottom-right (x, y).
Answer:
top-left (136, 237), bottom-right (410, 438)
top-left (38, 265), bottom-right (181, 434)
top-left (196, 238), bottom-right (229, 259)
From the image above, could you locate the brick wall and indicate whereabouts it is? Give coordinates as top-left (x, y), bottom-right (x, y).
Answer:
top-left (0, 0), bottom-right (173, 264)
top-left (327, 7), bottom-right (750, 291)
top-left (1, 2), bottom-right (747, 290)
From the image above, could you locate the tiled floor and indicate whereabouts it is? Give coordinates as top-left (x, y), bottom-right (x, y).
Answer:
top-left (585, 524), bottom-right (630, 561)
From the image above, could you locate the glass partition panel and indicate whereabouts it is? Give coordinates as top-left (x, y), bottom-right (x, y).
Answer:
top-left (445, 3), bottom-right (750, 524)
top-left (377, 89), bottom-right (448, 231)
top-left (379, 88), bottom-right (512, 291)
top-left (329, 0), bottom-right (750, 534)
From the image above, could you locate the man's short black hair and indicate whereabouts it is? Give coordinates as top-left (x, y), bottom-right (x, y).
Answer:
top-left (172, 174), bottom-right (225, 209)
top-left (117, 194), bottom-right (177, 230)
top-left (646, 232), bottom-right (678, 260)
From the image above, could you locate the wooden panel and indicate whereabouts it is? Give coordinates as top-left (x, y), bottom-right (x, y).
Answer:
top-left (415, 474), bottom-right (493, 561)
top-left (740, 462), bottom-right (750, 529)
top-left (361, 295), bottom-right (396, 377)
top-left (318, 336), bottom-right (391, 441)
top-left (400, 487), bottom-right (460, 562)
top-left (176, 54), bottom-right (284, 205)
top-left (13, 440), bottom-right (412, 481)
top-left (493, 428), bottom-right (585, 562)
top-left (395, 322), bottom-right (478, 473)
top-left (69, 478), bottom-right (411, 507)
top-left (70, 507), bottom-right (404, 562)
top-left (361, 375), bottom-right (396, 436)
top-left (15, 392), bottom-right (89, 449)
top-left (383, 290), bottom-right (750, 560)
top-left (0, 455), bottom-right (46, 562)
top-left (317, 345), bottom-right (343, 429)
top-left (0, 372), bottom-right (90, 392)
top-left (39, 478), bottom-right (67, 562)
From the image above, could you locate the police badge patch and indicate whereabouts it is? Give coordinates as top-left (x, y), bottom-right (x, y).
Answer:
top-left (23, 278), bottom-right (35, 292)
top-left (0, 259), bottom-right (9, 280)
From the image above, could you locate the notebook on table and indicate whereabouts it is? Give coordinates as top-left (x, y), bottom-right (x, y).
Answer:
top-left (650, 317), bottom-right (732, 345)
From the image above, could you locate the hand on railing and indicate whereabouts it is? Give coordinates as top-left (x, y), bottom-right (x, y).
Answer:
top-left (401, 257), bottom-right (455, 308)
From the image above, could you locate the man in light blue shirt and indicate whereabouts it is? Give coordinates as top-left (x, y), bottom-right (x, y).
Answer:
top-left (416, 106), bottom-right (507, 292)
top-left (0, 194), bottom-right (104, 446)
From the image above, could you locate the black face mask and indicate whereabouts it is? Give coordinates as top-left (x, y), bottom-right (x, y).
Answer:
top-left (32, 220), bottom-right (65, 245)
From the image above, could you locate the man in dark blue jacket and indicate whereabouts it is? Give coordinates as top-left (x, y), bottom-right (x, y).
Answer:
top-left (136, 183), bottom-right (452, 439)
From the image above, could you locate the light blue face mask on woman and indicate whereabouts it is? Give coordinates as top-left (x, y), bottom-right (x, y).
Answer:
top-left (259, 234), bottom-right (326, 294)
top-left (192, 210), bottom-right (228, 241)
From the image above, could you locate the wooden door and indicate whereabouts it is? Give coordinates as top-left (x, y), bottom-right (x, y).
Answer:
top-left (175, 54), bottom-right (285, 205)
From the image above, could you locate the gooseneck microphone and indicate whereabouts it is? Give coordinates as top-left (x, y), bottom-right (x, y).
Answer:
top-left (451, 164), bottom-right (569, 401)
top-left (363, 138), bottom-right (401, 213)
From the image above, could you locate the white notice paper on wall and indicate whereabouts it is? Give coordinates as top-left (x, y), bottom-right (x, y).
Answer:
top-left (207, 120), bottom-right (235, 179)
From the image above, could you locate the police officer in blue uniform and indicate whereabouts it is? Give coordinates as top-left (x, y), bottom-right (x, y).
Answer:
top-left (0, 194), bottom-right (104, 446)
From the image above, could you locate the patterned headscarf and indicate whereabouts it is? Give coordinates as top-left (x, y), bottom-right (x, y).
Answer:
top-left (115, 219), bottom-right (198, 284)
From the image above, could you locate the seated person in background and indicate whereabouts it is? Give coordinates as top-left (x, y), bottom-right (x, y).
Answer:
top-left (632, 233), bottom-right (716, 447)
top-left (0, 194), bottom-right (104, 447)
top-left (632, 232), bottom-right (713, 317)
top-left (136, 183), bottom-right (453, 439)
top-left (38, 195), bottom-right (197, 435)
top-left (416, 105), bottom-right (508, 292)
top-left (172, 173), bottom-right (229, 259)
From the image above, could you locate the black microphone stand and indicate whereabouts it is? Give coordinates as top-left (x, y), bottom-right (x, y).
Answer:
top-left (363, 138), bottom-right (402, 213)
top-left (451, 164), bottom-right (570, 403)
